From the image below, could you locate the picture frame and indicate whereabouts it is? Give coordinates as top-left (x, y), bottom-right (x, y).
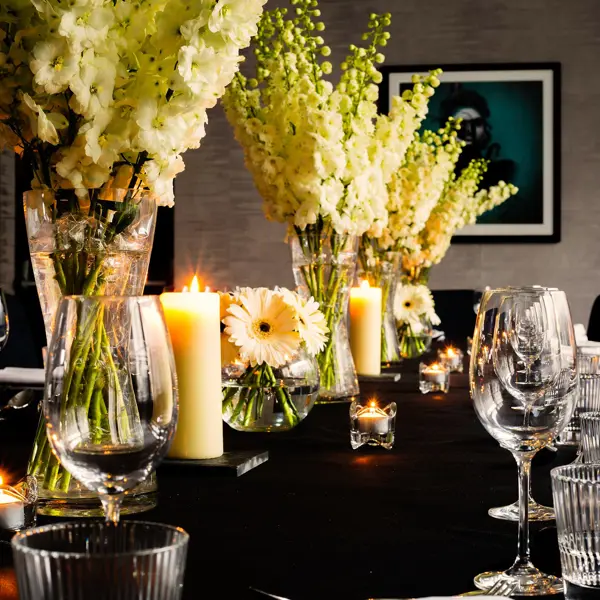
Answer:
top-left (379, 63), bottom-right (561, 243)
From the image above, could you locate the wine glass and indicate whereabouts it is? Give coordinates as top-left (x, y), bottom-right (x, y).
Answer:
top-left (44, 296), bottom-right (178, 523)
top-left (470, 288), bottom-right (577, 595)
top-left (0, 288), bottom-right (8, 353)
top-left (487, 285), bottom-right (558, 522)
top-left (472, 286), bottom-right (490, 315)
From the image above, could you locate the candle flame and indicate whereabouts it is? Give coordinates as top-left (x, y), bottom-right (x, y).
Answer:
top-left (0, 476), bottom-right (3, 486)
top-left (430, 363), bottom-right (442, 371)
top-left (182, 285), bottom-right (189, 293)
top-left (190, 275), bottom-right (200, 293)
top-left (446, 347), bottom-right (456, 357)
top-left (360, 279), bottom-right (370, 290)
top-left (369, 400), bottom-right (377, 408)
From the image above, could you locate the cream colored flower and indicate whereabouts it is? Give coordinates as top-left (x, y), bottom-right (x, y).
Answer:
top-left (394, 284), bottom-right (439, 325)
top-left (280, 289), bottom-right (329, 355)
top-left (224, 288), bottom-right (301, 368)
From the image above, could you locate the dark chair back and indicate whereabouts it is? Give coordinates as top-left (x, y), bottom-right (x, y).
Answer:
top-left (588, 295), bottom-right (600, 342)
top-left (431, 289), bottom-right (476, 350)
top-left (0, 292), bottom-right (43, 369)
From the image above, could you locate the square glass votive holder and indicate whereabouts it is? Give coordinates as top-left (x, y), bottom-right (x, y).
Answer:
top-left (438, 347), bottom-right (464, 373)
top-left (0, 476), bottom-right (37, 535)
top-left (419, 362), bottom-right (450, 394)
top-left (349, 400), bottom-right (396, 450)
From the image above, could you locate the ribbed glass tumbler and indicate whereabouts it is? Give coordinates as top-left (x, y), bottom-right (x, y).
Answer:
top-left (581, 412), bottom-right (600, 463)
top-left (558, 348), bottom-right (600, 446)
top-left (551, 464), bottom-right (600, 599)
top-left (12, 521), bottom-right (189, 600)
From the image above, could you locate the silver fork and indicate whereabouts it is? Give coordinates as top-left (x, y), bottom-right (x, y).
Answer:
top-left (484, 577), bottom-right (517, 596)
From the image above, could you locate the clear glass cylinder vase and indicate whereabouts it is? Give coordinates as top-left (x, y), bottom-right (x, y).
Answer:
top-left (358, 252), bottom-right (401, 365)
top-left (24, 188), bottom-right (158, 516)
top-left (290, 228), bottom-right (359, 402)
top-left (222, 348), bottom-right (319, 432)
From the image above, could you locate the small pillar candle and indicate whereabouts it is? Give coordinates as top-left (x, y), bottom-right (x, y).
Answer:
top-left (349, 280), bottom-right (382, 376)
top-left (438, 346), bottom-right (464, 373)
top-left (161, 276), bottom-right (223, 459)
top-left (419, 362), bottom-right (450, 394)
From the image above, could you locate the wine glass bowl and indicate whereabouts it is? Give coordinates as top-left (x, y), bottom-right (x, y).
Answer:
top-left (0, 288), bottom-right (8, 353)
top-left (44, 296), bottom-right (178, 523)
top-left (470, 287), bottom-right (577, 595)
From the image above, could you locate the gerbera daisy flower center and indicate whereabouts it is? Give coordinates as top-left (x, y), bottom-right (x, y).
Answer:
top-left (253, 319), bottom-right (273, 338)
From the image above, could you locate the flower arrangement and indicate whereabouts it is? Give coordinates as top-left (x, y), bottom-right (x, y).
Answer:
top-left (223, 0), bottom-right (441, 397)
top-left (409, 160), bottom-right (519, 269)
top-left (6, 0), bottom-right (267, 504)
top-left (1, 0), bottom-right (266, 204)
top-left (220, 287), bottom-right (328, 430)
top-left (394, 283), bottom-right (440, 359)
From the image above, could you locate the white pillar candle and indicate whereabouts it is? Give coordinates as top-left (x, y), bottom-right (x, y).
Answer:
top-left (161, 276), bottom-right (223, 459)
top-left (0, 486), bottom-right (25, 531)
top-left (357, 403), bottom-right (390, 435)
top-left (349, 280), bottom-right (382, 376)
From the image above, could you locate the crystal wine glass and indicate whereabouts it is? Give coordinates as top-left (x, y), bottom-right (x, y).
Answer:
top-left (0, 288), bottom-right (8, 352)
top-left (487, 285), bottom-right (558, 523)
top-left (44, 296), bottom-right (178, 523)
top-left (470, 288), bottom-right (577, 595)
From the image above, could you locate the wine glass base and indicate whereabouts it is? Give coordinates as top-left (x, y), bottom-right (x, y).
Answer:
top-left (474, 569), bottom-right (563, 596)
top-left (488, 499), bottom-right (555, 522)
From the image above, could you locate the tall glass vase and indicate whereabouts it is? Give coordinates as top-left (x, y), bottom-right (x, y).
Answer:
top-left (290, 227), bottom-right (359, 402)
top-left (24, 188), bottom-right (158, 516)
top-left (357, 251), bottom-right (401, 365)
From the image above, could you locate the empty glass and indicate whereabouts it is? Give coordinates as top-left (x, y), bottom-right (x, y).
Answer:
top-left (0, 288), bottom-right (8, 352)
top-left (580, 412), bottom-right (600, 463)
top-left (559, 348), bottom-right (600, 449)
top-left (551, 464), bottom-right (600, 599)
top-left (43, 296), bottom-right (178, 523)
top-left (471, 288), bottom-right (577, 595)
top-left (12, 520), bottom-right (189, 600)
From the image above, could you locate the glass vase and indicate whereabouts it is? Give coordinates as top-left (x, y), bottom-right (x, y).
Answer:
top-left (398, 316), bottom-right (434, 359)
top-left (290, 227), bottom-right (359, 402)
top-left (24, 188), bottom-right (158, 517)
top-left (358, 251), bottom-right (401, 365)
top-left (222, 348), bottom-right (319, 432)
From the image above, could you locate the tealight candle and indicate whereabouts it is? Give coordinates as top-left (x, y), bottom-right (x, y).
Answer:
top-left (350, 400), bottom-right (397, 449)
top-left (419, 362), bottom-right (450, 394)
top-left (438, 346), bottom-right (464, 373)
top-left (349, 280), bottom-right (382, 376)
top-left (161, 276), bottom-right (223, 460)
top-left (0, 477), bottom-right (35, 531)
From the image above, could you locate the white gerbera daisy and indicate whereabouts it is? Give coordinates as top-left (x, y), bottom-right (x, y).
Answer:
top-left (394, 284), bottom-right (438, 324)
top-left (224, 288), bottom-right (301, 368)
top-left (280, 288), bottom-right (329, 355)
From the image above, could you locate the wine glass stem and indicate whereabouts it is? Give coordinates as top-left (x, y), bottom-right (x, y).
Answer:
top-left (101, 493), bottom-right (124, 524)
top-left (515, 452), bottom-right (534, 566)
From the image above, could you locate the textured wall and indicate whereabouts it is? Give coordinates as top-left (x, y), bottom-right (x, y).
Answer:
top-left (174, 0), bottom-right (600, 323)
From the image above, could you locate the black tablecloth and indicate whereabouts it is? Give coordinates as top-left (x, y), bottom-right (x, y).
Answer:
top-left (0, 373), bottom-right (574, 600)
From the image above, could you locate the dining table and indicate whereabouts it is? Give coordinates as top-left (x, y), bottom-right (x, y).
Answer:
top-left (0, 366), bottom-right (573, 600)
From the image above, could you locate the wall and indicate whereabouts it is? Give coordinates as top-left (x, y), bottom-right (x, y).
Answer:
top-left (174, 0), bottom-right (600, 323)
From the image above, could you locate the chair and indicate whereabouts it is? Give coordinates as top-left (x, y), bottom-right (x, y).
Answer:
top-left (0, 292), bottom-right (43, 369)
top-left (431, 289), bottom-right (477, 350)
top-left (587, 295), bottom-right (600, 342)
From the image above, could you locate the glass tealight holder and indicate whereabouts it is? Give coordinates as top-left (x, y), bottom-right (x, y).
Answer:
top-left (349, 400), bottom-right (396, 450)
top-left (438, 347), bottom-right (464, 373)
top-left (419, 362), bottom-right (450, 394)
top-left (0, 476), bottom-right (37, 534)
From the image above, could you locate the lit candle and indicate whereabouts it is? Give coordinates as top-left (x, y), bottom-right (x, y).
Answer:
top-left (0, 477), bottom-right (26, 531)
top-left (349, 280), bottom-right (382, 376)
top-left (161, 276), bottom-right (223, 459)
top-left (439, 346), bottom-right (464, 373)
top-left (421, 362), bottom-right (448, 383)
top-left (357, 401), bottom-right (390, 435)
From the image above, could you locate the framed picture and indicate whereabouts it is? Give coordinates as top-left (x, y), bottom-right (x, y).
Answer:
top-left (379, 63), bottom-right (561, 243)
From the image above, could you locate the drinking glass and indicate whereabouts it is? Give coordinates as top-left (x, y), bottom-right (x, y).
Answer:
top-left (470, 288), bottom-right (577, 595)
top-left (0, 288), bottom-right (8, 352)
top-left (580, 412), bottom-right (600, 463)
top-left (488, 286), bottom-right (563, 523)
top-left (44, 296), bottom-right (178, 523)
top-left (12, 520), bottom-right (188, 600)
top-left (473, 286), bottom-right (490, 315)
top-left (551, 464), bottom-right (600, 599)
